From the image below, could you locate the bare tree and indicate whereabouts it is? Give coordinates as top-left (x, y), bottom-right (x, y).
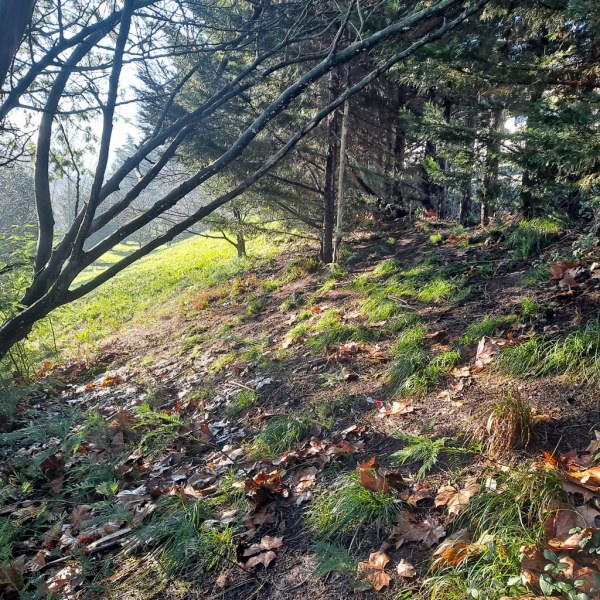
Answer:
top-left (0, 0), bottom-right (487, 360)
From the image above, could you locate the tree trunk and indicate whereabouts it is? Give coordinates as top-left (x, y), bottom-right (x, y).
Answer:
top-left (333, 93), bottom-right (350, 264)
top-left (320, 71), bottom-right (340, 263)
top-left (0, 0), bottom-right (35, 89)
top-left (236, 232), bottom-right (246, 258)
top-left (460, 108), bottom-right (477, 225)
top-left (520, 90), bottom-right (543, 218)
top-left (481, 107), bottom-right (503, 227)
top-left (439, 97), bottom-right (452, 219)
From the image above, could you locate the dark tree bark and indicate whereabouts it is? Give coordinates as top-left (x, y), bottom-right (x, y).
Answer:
top-left (481, 106), bottom-right (503, 226)
top-left (0, 0), bottom-right (35, 89)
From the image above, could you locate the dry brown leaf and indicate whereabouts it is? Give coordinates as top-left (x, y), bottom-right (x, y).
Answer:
top-left (357, 551), bottom-right (391, 591)
top-left (0, 555), bottom-right (26, 590)
top-left (435, 478), bottom-right (479, 517)
top-left (392, 512), bottom-right (445, 548)
top-left (379, 401), bottom-right (414, 418)
top-left (396, 559), bottom-right (417, 579)
top-left (243, 536), bottom-right (284, 557)
top-left (406, 484), bottom-right (434, 507)
top-left (244, 550), bottom-right (277, 570)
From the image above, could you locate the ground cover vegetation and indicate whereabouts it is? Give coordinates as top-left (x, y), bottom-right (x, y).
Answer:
top-left (1, 0), bottom-right (600, 598)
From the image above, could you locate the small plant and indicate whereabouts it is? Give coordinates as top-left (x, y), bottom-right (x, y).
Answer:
top-left (401, 350), bottom-right (460, 398)
top-left (497, 319), bottom-right (600, 382)
top-left (508, 218), bottom-right (562, 260)
top-left (390, 434), bottom-right (478, 480)
top-left (311, 540), bottom-right (358, 577)
top-left (373, 258), bottom-right (402, 277)
top-left (253, 416), bottom-right (310, 457)
top-left (245, 294), bottom-right (265, 316)
top-left (306, 309), bottom-right (376, 351)
top-left (429, 232), bottom-right (443, 244)
top-left (427, 464), bottom-right (565, 600)
top-left (308, 473), bottom-right (400, 539)
top-left (280, 292), bottom-right (305, 312)
top-left (225, 389), bottom-right (258, 418)
top-left (478, 391), bottom-right (533, 457)
top-left (521, 263), bottom-right (550, 287)
top-left (460, 314), bottom-right (517, 346)
top-left (361, 283), bottom-right (406, 322)
top-left (417, 277), bottom-right (458, 304)
top-left (284, 255), bottom-right (320, 282)
top-left (519, 297), bottom-right (546, 321)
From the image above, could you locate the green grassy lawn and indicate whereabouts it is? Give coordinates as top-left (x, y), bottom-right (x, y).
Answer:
top-left (30, 234), bottom-right (279, 359)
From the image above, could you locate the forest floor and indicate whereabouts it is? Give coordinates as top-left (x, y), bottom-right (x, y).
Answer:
top-left (1, 218), bottom-right (600, 600)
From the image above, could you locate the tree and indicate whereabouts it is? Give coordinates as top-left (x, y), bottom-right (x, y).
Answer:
top-left (0, 0), bottom-right (487, 361)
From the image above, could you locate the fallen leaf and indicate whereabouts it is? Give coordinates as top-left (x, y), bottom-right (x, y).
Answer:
top-left (396, 559), bottom-right (417, 579)
top-left (435, 478), bottom-right (479, 518)
top-left (391, 511), bottom-right (445, 548)
top-left (243, 536), bottom-right (284, 557)
top-left (244, 550), bottom-right (277, 569)
top-left (357, 551), bottom-right (391, 591)
top-left (378, 401), bottom-right (414, 418)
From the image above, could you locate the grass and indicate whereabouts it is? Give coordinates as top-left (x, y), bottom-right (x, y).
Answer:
top-left (459, 314), bottom-right (518, 346)
top-left (252, 415), bottom-right (311, 457)
top-left (497, 319), bottom-right (600, 382)
top-left (400, 350), bottom-right (460, 398)
top-left (521, 263), bottom-right (550, 287)
top-left (508, 218), bottom-right (562, 260)
top-left (390, 434), bottom-right (478, 480)
top-left (308, 473), bottom-right (400, 540)
top-left (479, 391), bottom-right (533, 457)
top-left (306, 309), bottom-right (376, 351)
top-left (426, 464), bottom-right (565, 599)
top-left (311, 540), bottom-right (357, 577)
top-left (28, 234), bottom-right (278, 359)
top-left (132, 495), bottom-right (239, 577)
top-left (225, 389), bottom-right (259, 418)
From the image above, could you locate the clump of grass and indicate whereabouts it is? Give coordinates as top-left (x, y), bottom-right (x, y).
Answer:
top-left (311, 540), bottom-right (357, 577)
top-left (426, 464), bottom-right (564, 600)
top-left (459, 314), bottom-right (517, 346)
top-left (390, 434), bottom-right (478, 480)
top-left (519, 297), bottom-right (546, 321)
top-left (245, 294), bottom-right (265, 316)
top-left (429, 232), bottom-right (443, 244)
top-left (133, 495), bottom-right (239, 577)
top-left (389, 323), bottom-right (428, 383)
top-left (284, 255), bottom-right (320, 282)
top-left (308, 473), bottom-right (400, 539)
top-left (497, 319), bottom-right (600, 382)
top-left (373, 258), bottom-right (402, 277)
top-left (225, 389), bottom-right (258, 418)
top-left (401, 350), bottom-right (460, 398)
top-left (361, 281), bottom-right (407, 322)
top-left (253, 416), bottom-right (310, 457)
top-left (280, 292), bottom-right (305, 312)
top-left (417, 277), bottom-right (459, 304)
top-left (521, 263), bottom-right (550, 287)
top-left (306, 309), bottom-right (375, 351)
top-left (508, 218), bottom-right (562, 260)
top-left (386, 311), bottom-right (421, 334)
top-left (478, 391), bottom-right (532, 457)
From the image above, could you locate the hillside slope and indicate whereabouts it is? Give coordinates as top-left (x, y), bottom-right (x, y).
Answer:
top-left (1, 220), bottom-right (600, 600)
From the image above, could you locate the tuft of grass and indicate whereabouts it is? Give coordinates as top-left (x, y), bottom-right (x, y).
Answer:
top-left (245, 294), bottom-right (265, 316)
top-left (508, 218), bottom-right (562, 260)
top-left (133, 495), bottom-right (239, 577)
top-left (390, 434), bottom-right (478, 480)
top-left (459, 314), bottom-right (517, 346)
top-left (429, 232), bottom-right (443, 244)
top-left (519, 297), bottom-right (546, 321)
top-left (497, 319), bottom-right (600, 383)
top-left (311, 540), bottom-right (357, 577)
top-left (373, 258), bottom-right (402, 277)
top-left (479, 391), bottom-right (532, 457)
top-left (521, 263), bottom-right (550, 288)
top-left (306, 309), bottom-right (376, 351)
top-left (401, 350), bottom-right (460, 398)
top-left (308, 473), bottom-right (400, 539)
top-left (361, 283), bottom-right (406, 322)
top-left (252, 416), bottom-right (310, 457)
top-left (427, 464), bottom-right (565, 600)
top-left (225, 389), bottom-right (258, 418)
top-left (280, 292), bottom-right (305, 312)
top-left (284, 255), bottom-right (320, 282)
top-left (417, 277), bottom-right (458, 304)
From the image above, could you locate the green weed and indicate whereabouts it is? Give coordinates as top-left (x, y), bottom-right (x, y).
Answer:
top-left (252, 416), bottom-right (310, 457)
top-left (390, 434), bottom-right (479, 480)
top-left (225, 389), bottom-right (258, 418)
top-left (521, 263), bottom-right (550, 287)
top-left (497, 320), bottom-right (600, 382)
top-left (308, 473), bottom-right (400, 539)
top-left (508, 218), bottom-right (562, 260)
top-left (306, 309), bottom-right (376, 351)
top-left (311, 540), bottom-right (357, 577)
top-left (459, 315), bottom-right (517, 346)
top-left (426, 464), bottom-right (564, 600)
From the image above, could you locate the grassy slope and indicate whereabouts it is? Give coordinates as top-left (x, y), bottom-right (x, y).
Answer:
top-left (2, 221), bottom-right (600, 600)
top-left (29, 233), bottom-right (279, 359)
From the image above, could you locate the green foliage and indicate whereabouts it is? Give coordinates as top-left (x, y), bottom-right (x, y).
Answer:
top-left (519, 297), bottom-right (546, 321)
top-left (497, 320), bottom-right (600, 382)
top-left (460, 314), bottom-right (517, 346)
top-left (390, 434), bottom-right (478, 480)
top-left (521, 263), bottom-right (550, 287)
top-left (284, 255), bottom-right (320, 282)
top-left (252, 416), bottom-right (310, 457)
top-left (508, 218), bottom-right (562, 260)
top-left (427, 465), bottom-right (565, 600)
top-left (311, 540), bottom-right (357, 577)
top-left (306, 309), bottom-right (376, 351)
top-left (225, 389), bottom-right (258, 418)
top-left (134, 495), bottom-right (239, 576)
top-left (308, 473), bottom-right (400, 539)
